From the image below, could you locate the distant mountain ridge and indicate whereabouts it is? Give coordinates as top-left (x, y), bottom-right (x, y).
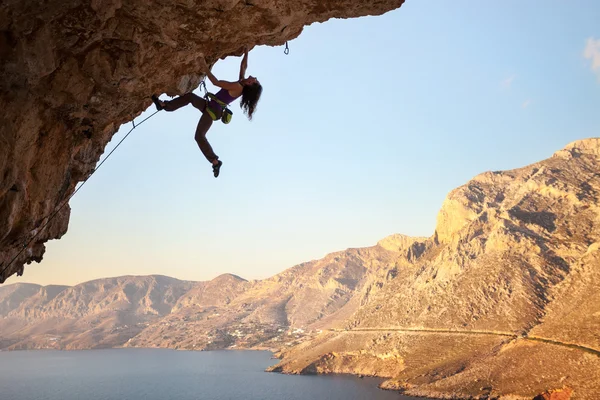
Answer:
top-left (0, 242), bottom-right (407, 351)
top-left (2, 139), bottom-right (599, 399)
top-left (0, 275), bottom-right (196, 350)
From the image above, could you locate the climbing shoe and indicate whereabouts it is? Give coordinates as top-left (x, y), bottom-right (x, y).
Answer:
top-left (151, 95), bottom-right (163, 111)
top-left (212, 160), bottom-right (223, 178)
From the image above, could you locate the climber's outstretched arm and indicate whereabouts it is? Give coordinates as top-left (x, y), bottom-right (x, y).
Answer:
top-left (239, 48), bottom-right (248, 80)
top-left (204, 69), bottom-right (240, 91)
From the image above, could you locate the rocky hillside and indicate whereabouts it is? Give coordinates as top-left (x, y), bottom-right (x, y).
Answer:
top-left (270, 138), bottom-right (600, 400)
top-left (0, 0), bottom-right (405, 283)
top-left (126, 243), bottom-right (406, 350)
top-left (1, 139), bottom-right (598, 399)
top-left (0, 275), bottom-right (194, 349)
top-left (0, 241), bottom-right (407, 350)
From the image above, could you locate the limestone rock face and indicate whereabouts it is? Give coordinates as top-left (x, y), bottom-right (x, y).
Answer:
top-left (533, 387), bottom-right (573, 400)
top-left (126, 244), bottom-right (403, 349)
top-left (0, 244), bottom-right (402, 350)
top-left (0, 0), bottom-right (405, 282)
top-left (1, 140), bottom-right (599, 398)
top-left (272, 138), bottom-right (600, 400)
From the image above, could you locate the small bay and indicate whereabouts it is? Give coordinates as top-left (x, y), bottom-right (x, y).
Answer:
top-left (0, 349), bottom-right (426, 400)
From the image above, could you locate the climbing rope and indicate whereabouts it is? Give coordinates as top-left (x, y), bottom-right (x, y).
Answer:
top-left (0, 109), bottom-right (161, 281)
top-left (284, 41), bottom-right (289, 55)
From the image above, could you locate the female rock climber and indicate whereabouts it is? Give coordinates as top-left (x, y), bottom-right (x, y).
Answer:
top-left (151, 49), bottom-right (263, 178)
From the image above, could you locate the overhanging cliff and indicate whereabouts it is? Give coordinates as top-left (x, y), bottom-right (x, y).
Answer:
top-left (0, 0), bottom-right (405, 282)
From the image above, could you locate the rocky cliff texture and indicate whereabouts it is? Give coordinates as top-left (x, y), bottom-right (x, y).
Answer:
top-left (271, 138), bottom-right (600, 400)
top-left (126, 244), bottom-right (401, 349)
top-left (0, 243), bottom-right (400, 350)
top-left (2, 2), bottom-right (597, 398)
top-left (1, 139), bottom-right (599, 399)
top-left (0, 0), bottom-right (405, 283)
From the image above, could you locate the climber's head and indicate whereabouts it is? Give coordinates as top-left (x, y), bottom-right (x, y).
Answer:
top-left (240, 76), bottom-right (259, 86)
top-left (240, 76), bottom-right (262, 120)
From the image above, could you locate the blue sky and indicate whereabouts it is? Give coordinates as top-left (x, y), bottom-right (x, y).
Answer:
top-left (12, 0), bottom-right (600, 285)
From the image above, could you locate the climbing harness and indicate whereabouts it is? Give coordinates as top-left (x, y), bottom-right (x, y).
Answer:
top-left (284, 41), bottom-right (290, 55)
top-left (0, 109), bottom-right (160, 283)
top-left (206, 93), bottom-right (233, 124)
top-left (199, 79), bottom-right (233, 124)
